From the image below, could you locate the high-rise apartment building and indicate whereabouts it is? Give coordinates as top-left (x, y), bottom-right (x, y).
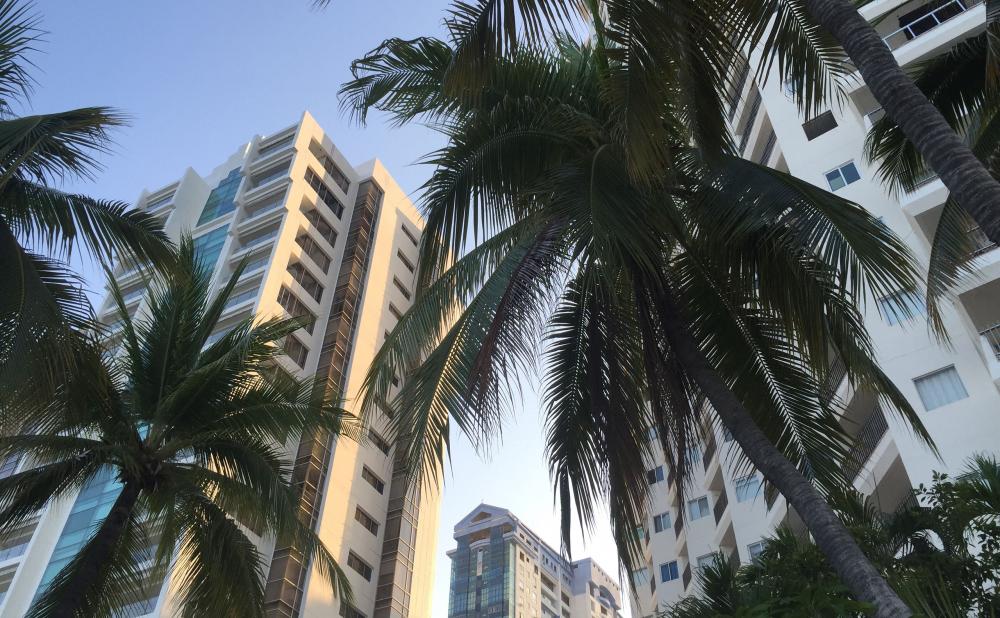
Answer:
top-left (0, 111), bottom-right (439, 618)
top-left (447, 504), bottom-right (624, 618)
top-left (630, 2), bottom-right (1000, 615)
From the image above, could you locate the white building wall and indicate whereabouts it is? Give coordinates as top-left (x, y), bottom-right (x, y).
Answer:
top-left (631, 2), bottom-right (1000, 615)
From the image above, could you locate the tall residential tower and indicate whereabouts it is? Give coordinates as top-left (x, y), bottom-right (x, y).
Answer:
top-left (0, 112), bottom-right (439, 618)
top-left (447, 504), bottom-right (625, 618)
top-left (630, 1), bottom-right (1000, 615)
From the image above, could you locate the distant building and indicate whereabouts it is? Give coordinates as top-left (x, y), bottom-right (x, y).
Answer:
top-left (447, 504), bottom-right (624, 618)
top-left (0, 112), bottom-right (439, 618)
top-left (629, 1), bottom-right (1000, 616)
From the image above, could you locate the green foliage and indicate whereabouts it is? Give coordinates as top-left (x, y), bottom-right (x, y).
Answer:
top-left (668, 461), bottom-right (1000, 617)
top-left (0, 238), bottom-right (352, 617)
top-left (0, 0), bottom-right (171, 401)
top-left (340, 26), bottom-right (926, 580)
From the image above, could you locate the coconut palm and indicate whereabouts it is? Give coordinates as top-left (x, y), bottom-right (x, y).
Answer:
top-left (0, 238), bottom-right (352, 618)
top-left (0, 0), bottom-right (171, 398)
top-left (341, 33), bottom-right (930, 615)
top-left (865, 26), bottom-right (1000, 330)
top-left (317, 0), bottom-right (1000, 246)
top-left (668, 469), bottom-right (1000, 617)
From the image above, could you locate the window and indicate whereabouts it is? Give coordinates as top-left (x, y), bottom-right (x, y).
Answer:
top-left (646, 466), bottom-right (665, 485)
top-left (632, 568), bottom-right (650, 587)
top-left (0, 564), bottom-right (16, 607)
top-left (914, 366), bottom-right (968, 411)
top-left (722, 427), bottom-right (733, 442)
top-left (392, 276), bottom-right (412, 300)
top-left (339, 602), bottom-right (366, 618)
top-left (309, 140), bottom-right (351, 194)
top-left (688, 496), bottom-right (710, 520)
top-left (825, 161), bottom-right (861, 191)
top-left (369, 430), bottom-right (391, 455)
top-left (747, 540), bottom-right (767, 563)
top-left (277, 286), bottom-right (316, 334)
top-left (354, 507), bottom-right (380, 535)
top-left (687, 446), bottom-right (702, 466)
top-left (192, 225), bottom-right (230, 271)
top-left (305, 168), bottom-right (345, 218)
top-left (296, 233), bottom-right (332, 272)
top-left (397, 249), bottom-right (415, 273)
top-left (659, 561), bottom-right (679, 583)
top-left (197, 168), bottom-right (243, 225)
top-left (878, 290), bottom-right (926, 326)
top-left (652, 512), bottom-right (671, 533)
top-left (0, 519), bottom-right (36, 561)
top-left (0, 455), bottom-right (19, 480)
top-left (283, 336), bottom-right (309, 369)
top-left (288, 262), bottom-right (323, 302)
top-left (734, 475), bottom-right (763, 502)
top-left (802, 111), bottom-right (838, 140)
top-left (347, 551), bottom-right (373, 581)
top-left (696, 553), bottom-right (716, 571)
top-left (401, 224), bottom-right (419, 247)
top-left (361, 466), bottom-right (385, 494)
top-left (647, 426), bottom-right (657, 441)
top-left (258, 134), bottom-right (294, 157)
top-left (388, 303), bottom-right (403, 321)
top-left (250, 163), bottom-right (290, 190)
top-left (304, 208), bottom-right (338, 246)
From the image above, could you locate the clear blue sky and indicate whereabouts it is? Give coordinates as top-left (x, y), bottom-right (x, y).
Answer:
top-left (31, 2), bottom-right (626, 615)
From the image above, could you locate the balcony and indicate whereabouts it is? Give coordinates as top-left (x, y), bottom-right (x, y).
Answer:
top-left (880, 0), bottom-right (981, 52)
top-left (970, 225), bottom-right (998, 257)
top-left (682, 564), bottom-right (692, 590)
top-left (702, 435), bottom-right (717, 470)
top-left (737, 90), bottom-right (762, 155)
top-left (843, 405), bottom-right (889, 481)
top-left (757, 131), bottom-right (777, 165)
top-left (980, 324), bottom-right (1000, 380)
top-left (820, 355), bottom-right (848, 404)
top-left (713, 490), bottom-right (728, 525)
top-left (674, 512), bottom-right (684, 539)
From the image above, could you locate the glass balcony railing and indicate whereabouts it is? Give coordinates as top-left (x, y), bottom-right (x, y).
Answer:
top-left (881, 0), bottom-right (981, 52)
top-left (238, 228), bottom-right (279, 252)
top-left (221, 288), bottom-right (259, 313)
top-left (981, 324), bottom-right (1000, 361)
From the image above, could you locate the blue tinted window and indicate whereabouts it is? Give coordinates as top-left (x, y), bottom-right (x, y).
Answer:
top-left (660, 561), bottom-right (679, 582)
top-left (193, 225), bottom-right (230, 273)
top-left (197, 168), bottom-right (243, 225)
top-left (841, 162), bottom-right (861, 184)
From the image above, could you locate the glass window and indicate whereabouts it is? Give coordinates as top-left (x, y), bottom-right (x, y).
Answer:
top-left (197, 168), bottom-right (243, 225)
top-left (354, 507), bottom-right (380, 535)
top-left (652, 512), bottom-right (670, 533)
top-left (283, 335), bottom-right (309, 369)
top-left (914, 366), bottom-right (968, 411)
top-left (361, 466), bottom-right (385, 494)
top-left (878, 290), bottom-right (926, 326)
top-left (825, 161), bottom-right (861, 192)
top-left (696, 553), bottom-right (716, 571)
top-left (632, 568), bottom-right (650, 587)
top-left (748, 540), bottom-right (767, 563)
top-left (688, 496), bottom-right (710, 520)
top-left (646, 466), bottom-right (665, 485)
top-left (647, 426), bottom-right (657, 441)
top-left (734, 475), bottom-right (763, 502)
top-left (659, 561), bottom-right (679, 583)
top-left (687, 446), bottom-right (702, 466)
top-left (347, 551), bottom-right (373, 581)
top-left (305, 168), bottom-right (345, 218)
top-left (192, 225), bottom-right (230, 273)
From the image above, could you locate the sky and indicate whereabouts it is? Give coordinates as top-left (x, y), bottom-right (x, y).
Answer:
top-left (30, 2), bottom-right (627, 615)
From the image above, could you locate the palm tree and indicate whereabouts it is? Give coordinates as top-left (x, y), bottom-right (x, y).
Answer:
top-left (865, 28), bottom-right (1000, 330)
top-left (318, 0), bottom-right (1000, 244)
top-left (341, 34), bottom-right (929, 616)
top-left (0, 0), bottom-right (171, 397)
top-left (0, 238), bottom-right (351, 617)
top-left (669, 470), bottom-right (1000, 617)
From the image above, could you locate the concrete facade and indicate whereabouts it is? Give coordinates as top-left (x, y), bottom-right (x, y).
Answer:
top-left (630, 1), bottom-right (1000, 615)
top-left (0, 112), bottom-right (439, 618)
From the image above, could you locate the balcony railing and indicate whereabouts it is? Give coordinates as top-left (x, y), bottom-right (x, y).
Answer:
top-left (727, 62), bottom-right (751, 121)
top-left (702, 435), bottom-right (717, 470)
top-left (969, 225), bottom-right (997, 257)
top-left (758, 131), bottom-right (777, 165)
top-left (713, 490), bottom-right (728, 525)
top-left (738, 90), bottom-right (762, 154)
top-left (882, 0), bottom-right (980, 51)
top-left (844, 405), bottom-right (889, 481)
top-left (981, 324), bottom-right (1000, 361)
top-left (820, 356), bottom-right (848, 404)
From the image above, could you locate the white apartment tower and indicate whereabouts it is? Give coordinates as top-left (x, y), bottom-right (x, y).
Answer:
top-left (630, 1), bottom-right (1000, 615)
top-left (0, 112), bottom-right (440, 618)
top-left (447, 504), bottom-right (625, 618)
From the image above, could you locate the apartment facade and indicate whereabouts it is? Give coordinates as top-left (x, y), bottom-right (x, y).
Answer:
top-left (448, 505), bottom-right (624, 618)
top-left (0, 112), bottom-right (439, 618)
top-left (630, 1), bottom-right (1000, 615)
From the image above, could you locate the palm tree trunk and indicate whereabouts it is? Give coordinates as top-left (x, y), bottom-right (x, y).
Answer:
top-left (47, 480), bottom-right (141, 618)
top-left (656, 295), bottom-right (911, 617)
top-left (801, 0), bottom-right (1000, 245)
